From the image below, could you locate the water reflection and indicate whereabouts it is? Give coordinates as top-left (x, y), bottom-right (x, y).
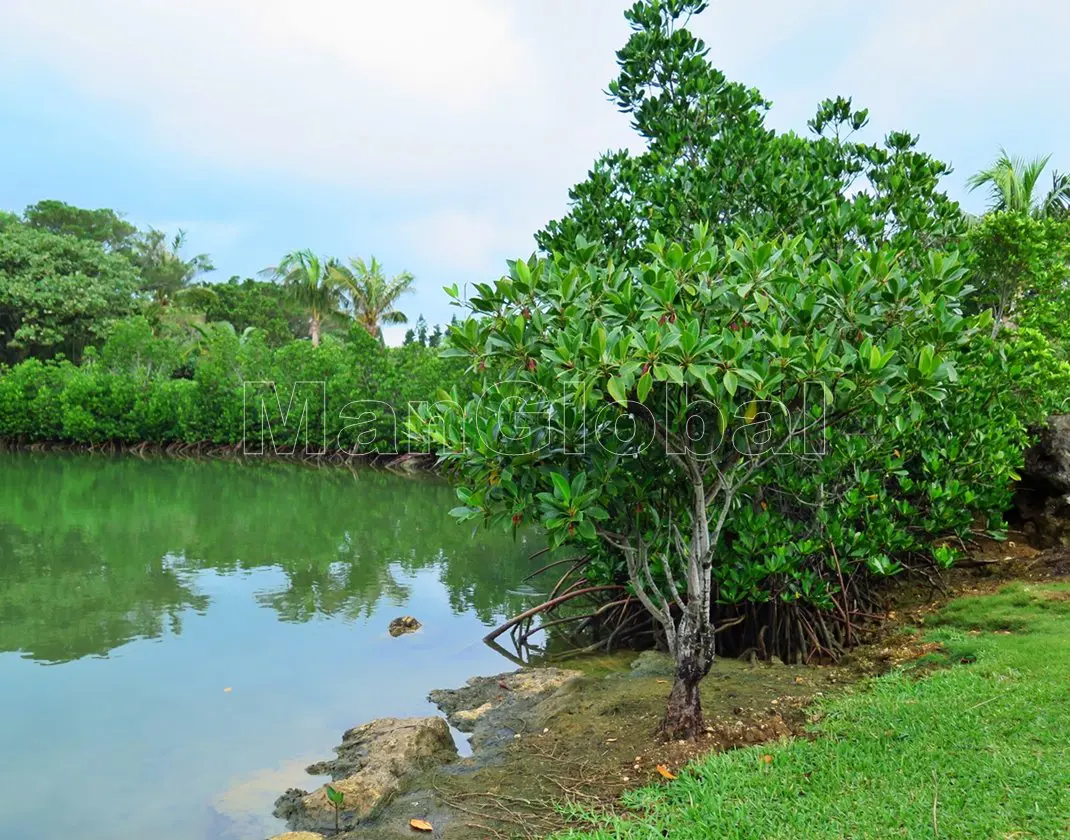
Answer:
top-left (0, 452), bottom-right (543, 664)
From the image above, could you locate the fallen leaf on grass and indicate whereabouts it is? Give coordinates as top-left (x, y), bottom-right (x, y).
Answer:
top-left (409, 818), bottom-right (433, 832)
top-left (656, 765), bottom-right (677, 780)
top-left (761, 755), bottom-right (774, 764)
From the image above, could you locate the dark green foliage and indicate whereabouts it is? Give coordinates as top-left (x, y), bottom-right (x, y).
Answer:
top-left (966, 212), bottom-right (1070, 355)
top-left (22, 199), bottom-right (138, 253)
top-left (196, 276), bottom-right (311, 346)
top-left (0, 215), bottom-right (140, 363)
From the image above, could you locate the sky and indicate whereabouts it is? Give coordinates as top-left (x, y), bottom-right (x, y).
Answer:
top-left (1, 0), bottom-right (1067, 345)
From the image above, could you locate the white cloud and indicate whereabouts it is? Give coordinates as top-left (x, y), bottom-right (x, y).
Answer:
top-left (395, 210), bottom-right (539, 275)
top-left (3, 0), bottom-right (1067, 278)
top-left (0, 0), bottom-right (631, 193)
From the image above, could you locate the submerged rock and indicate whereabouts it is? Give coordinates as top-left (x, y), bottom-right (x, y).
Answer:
top-left (1018, 415), bottom-right (1070, 547)
top-left (274, 717), bottom-right (457, 833)
top-left (387, 616), bottom-right (421, 637)
top-left (429, 667), bottom-right (582, 753)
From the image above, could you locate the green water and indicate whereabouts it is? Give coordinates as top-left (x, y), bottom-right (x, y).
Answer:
top-left (0, 453), bottom-right (547, 840)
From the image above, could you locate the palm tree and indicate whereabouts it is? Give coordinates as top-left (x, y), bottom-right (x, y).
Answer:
top-left (134, 228), bottom-right (215, 306)
top-left (330, 257), bottom-right (415, 341)
top-left (260, 249), bottom-right (341, 347)
top-left (967, 149), bottom-right (1070, 217)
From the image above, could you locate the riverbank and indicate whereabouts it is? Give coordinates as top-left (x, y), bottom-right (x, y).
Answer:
top-left (267, 543), bottom-right (1070, 840)
top-left (0, 439), bottom-right (439, 473)
top-left (556, 575), bottom-right (1070, 840)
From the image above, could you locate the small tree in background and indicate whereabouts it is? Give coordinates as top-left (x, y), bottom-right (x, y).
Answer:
top-left (132, 228), bottom-right (215, 306)
top-left (261, 249), bottom-right (342, 347)
top-left (331, 256), bottom-right (415, 342)
top-left (967, 149), bottom-right (1070, 218)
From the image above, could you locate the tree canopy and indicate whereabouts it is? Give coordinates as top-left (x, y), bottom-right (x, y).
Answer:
top-left (0, 214), bottom-right (139, 363)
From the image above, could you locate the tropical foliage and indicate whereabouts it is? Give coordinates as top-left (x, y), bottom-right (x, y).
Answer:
top-left (967, 149), bottom-right (1070, 218)
top-left (410, 0), bottom-right (1070, 736)
top-left (0, 213), bottom-right (139, 363)
top-left (330, 256), bottom-right (415, 341)
top-left (259, 249), bottom-right (341, 347)
top-left (0, 318), bottom-right (467, 453)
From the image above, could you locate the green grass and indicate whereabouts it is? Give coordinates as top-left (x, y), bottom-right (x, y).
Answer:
top-left (557, 583), bottom-right (1070, 840)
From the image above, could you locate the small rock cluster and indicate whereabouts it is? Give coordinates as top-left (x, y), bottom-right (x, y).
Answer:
top-left (271, 666), bottom-right (581, 839)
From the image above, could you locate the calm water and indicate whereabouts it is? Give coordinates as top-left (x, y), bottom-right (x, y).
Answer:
top-left (0, 453), bottom-right (547, 840)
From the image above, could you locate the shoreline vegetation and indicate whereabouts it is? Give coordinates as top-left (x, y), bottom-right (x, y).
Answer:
top-left (0, 439), bottom-right (439, 473)
top-left (266, 546), bottom-right (1069, 840)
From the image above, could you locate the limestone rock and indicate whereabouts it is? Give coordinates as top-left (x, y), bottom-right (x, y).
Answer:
top-left (429, 667), bottom-right (581, 752)
top-left (274, 716), bottom-right (457, 832)
top-left (388, 616), bottom-right (421, 637)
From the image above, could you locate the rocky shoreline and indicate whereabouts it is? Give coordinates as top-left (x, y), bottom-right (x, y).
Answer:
top-left (269, 667), bottom-right (583, 839)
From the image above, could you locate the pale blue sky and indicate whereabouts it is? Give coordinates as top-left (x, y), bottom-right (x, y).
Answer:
top-left (1, 0), bottom-right (1066, 343)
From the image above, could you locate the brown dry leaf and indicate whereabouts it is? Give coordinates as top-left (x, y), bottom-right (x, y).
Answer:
top-left (655, 764), bottom-right (677, 780)
top-left (761, 754), bottom-right (774, 764)
top-left (409, 818), bottom-right (433, 832)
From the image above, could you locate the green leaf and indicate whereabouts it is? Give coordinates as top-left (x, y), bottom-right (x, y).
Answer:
top-left (575, 519), bottom-right (597, 540)
top-left (606, 376), bottom-right (628, 405)
top-left (636, 372), bottom-right (653, 402)
top-left (325, 785), bottom-right (344, 806)
top-left (723, 370), bottom-right (739, 397)
top-left (549, 472), bottom-right (572, 501)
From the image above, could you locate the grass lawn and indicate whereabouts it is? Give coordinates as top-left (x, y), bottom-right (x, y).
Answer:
top-left (556, 582), bottom-right (1070, 840)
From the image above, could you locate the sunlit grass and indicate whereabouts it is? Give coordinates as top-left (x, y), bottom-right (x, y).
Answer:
top-left (556, 583), bottom-right (1070, 839)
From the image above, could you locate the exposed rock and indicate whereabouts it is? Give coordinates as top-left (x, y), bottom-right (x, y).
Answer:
top-left (1024, 415), bottom-right (1070, 493)
top-left (274, 717), bottom-right (457, 833)
top-left (429, 667), bottom-right (582, 753)
top-left (388, 616), bottom-right (421, 637)
top-left (1017, 415), bottom-right (1070, 547)
top-left (269, 833), bottom-right (326, 840)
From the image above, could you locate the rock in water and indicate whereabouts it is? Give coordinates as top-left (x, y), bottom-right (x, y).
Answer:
top-left (274, 717), bottom-right (457, 832)
top-left (1018, 415), bottom-right (1070, 547)
top-left (429, 667), bottom-right (582, 752)
top-left (388, 616), bottom-right (421, 637)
